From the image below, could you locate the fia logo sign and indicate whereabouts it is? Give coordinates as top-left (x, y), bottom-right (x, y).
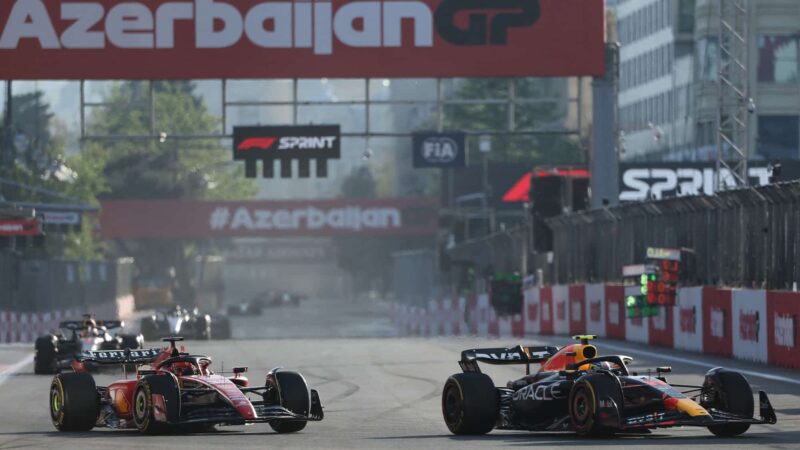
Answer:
top-left (422, 137), bottom-right (459, 164)
top-left (413, 132), bottom-right (466, 168)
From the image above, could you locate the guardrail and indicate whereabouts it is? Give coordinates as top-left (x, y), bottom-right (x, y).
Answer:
top-left (547, 181), bottom-right (800, 289)
top-left (391, 284), bottom-right (800, 370)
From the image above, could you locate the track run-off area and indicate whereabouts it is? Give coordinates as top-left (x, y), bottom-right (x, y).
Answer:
top-left (0, 299), bottom-right (798, 450)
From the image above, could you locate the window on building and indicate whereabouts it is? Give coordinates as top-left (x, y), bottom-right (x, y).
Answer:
top-left (758, 116), bottom-right (799, 160)
top-left (677, 0), bottom-right (695, 34)
top-left (758, 35), bottom-right (798, 83)
top-left (665, 0), bottom-right (673, 27)
top-left (696, 121), bottom-right (715, 148)
top-left (696, 37), bottom-right (718, 81)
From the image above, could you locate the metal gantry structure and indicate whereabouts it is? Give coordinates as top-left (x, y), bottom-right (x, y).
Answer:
top-left (715, 0), bottom-right (751, 190)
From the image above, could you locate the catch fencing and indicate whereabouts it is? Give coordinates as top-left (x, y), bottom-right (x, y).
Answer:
top-left (547, 181), bottom-right (800, 290)
top-left (0, 254), bottom-right (132, 312)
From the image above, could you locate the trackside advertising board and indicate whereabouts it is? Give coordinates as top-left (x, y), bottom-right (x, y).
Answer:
top-left (0, 0), bottom-right (605, 79)
top-left (99, 198), bottom-right (438, 238)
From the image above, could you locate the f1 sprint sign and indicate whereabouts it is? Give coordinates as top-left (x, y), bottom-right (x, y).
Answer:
top-left (233, 125), bottom-right (340, 178)
top-left (0, 0), bottom-right (604, 79)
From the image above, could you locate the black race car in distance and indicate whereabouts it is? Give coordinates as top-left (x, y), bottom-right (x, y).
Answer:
top-left (227, 291), bottom-right (302, 316)
top-left (34, 315), bottom-right (144, 374)
top-left (442, 335), bottom-right (777, 437)
top-left (140, 307), bottom-right (231, 341)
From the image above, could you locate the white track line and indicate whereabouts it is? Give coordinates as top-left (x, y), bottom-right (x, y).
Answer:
top-left (0, 354), bottom-right (33, 387)
top-left (598, 341), bottom-right (800, 386)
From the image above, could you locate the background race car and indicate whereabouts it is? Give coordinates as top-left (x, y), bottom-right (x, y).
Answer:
top-left (139, 307), bottom-right (230, 341)
top-left (49, 338), bottom-right (323, 434)
top-left (226, 291), bottom-right (303, 316)
top-left (442, 336), bottom-right (777, 438)
top-left (34, 315), bottom-right (144, 375)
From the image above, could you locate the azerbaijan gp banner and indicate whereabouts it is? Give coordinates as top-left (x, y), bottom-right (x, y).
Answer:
top-left (0, 0), bottom-right (604, 79)
top-left (99, 198), bottom-right (438, 238)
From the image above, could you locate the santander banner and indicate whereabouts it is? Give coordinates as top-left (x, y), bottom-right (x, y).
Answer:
top-left (0, 0), bottom-right (604, 79)
top-left (99, 198), bottom-right (437, 238)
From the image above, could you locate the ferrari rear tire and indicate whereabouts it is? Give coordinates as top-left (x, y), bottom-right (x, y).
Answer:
top-left (269, 371), bottom-right (310, 433)
top-left (133, 379), bottom-right (171, 434)
top-left (50, 373), bottom-right (99, 431)
top-left (703, 369), bottom-right (753, 437)
top-left (35, 337), bottom-right (57, 375)
top-left (442, 373), bottom-right (498, 435)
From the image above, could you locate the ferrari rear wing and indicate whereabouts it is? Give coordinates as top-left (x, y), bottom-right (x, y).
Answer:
top-left (78, 348), bottom-right (162, 365)
top-left (459, 345), bottom-right (558, 373)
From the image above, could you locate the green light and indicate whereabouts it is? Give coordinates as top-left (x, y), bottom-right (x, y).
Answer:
top-left (640, 274), bottom-right (648, 284)
top-left (626, 296), bottom-right (637, 307)
top-left (640, 285), bottom-right (648, 295)
top-left (649, 274), bottom-right (657, 281)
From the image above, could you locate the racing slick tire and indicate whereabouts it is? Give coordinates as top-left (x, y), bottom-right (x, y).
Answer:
top-left (569, 373), bottom-right (623, 437)
top-left (441, 373), bottom-right (499, 435)
top-left (702, 368), bottom-right (753, 437)
top-left (195, 316), bottom-right (212, 340)
top-left (50, 372), bottom-right (99, 431)
top-left (35, 336), bottom-right (58, 375)
top-left (268, 371), bottom-right (311, 433)
top-left (133, 378), bottom-right (174, 434)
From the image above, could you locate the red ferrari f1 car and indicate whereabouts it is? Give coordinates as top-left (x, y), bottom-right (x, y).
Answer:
top-left (442, 335), bottom-right (777, 437)
top-left (49, 337), bottom-right (323, 433)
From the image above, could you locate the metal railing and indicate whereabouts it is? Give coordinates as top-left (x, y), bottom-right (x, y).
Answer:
top-left (546, 181), bottom-right (800, 289)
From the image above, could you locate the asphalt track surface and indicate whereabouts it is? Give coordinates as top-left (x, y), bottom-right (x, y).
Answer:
top-left (1, 298), bottom-right (799, 450)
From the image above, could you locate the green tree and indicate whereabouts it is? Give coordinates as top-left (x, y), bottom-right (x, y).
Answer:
top-left (0, 91), bottom-right (74, 202)
top-left (0, 91), bottom-right (100, 259)
top-left (443, 78), bottom-right (585, 165)
top-left (74, 80), bottom-right (256, 305)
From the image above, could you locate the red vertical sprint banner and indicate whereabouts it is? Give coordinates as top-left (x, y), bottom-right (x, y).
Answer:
top-left (703, 288), bottom-right (733, 358)
top-left (766, 290), bottom-right (800, 369)
top-left (539, 287), bottom-right (554, 336)
top-left (568, 285), bottom-right (586, 335)
top-left (604, 284), bottom-right (626, 340)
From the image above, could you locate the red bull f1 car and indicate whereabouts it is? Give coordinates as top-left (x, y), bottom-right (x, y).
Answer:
top-left (49, 337), bottom-right (323, 433)
top-left (442, 335), bottom-right (777, 437)
top-left (35, 315), bottom-right (144, 374)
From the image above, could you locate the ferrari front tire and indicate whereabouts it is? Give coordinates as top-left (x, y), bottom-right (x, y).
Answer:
top-left (441, 373), bottom-right (498, 435)
top-left (269, 371), bottom-right (310, 433)
top-left (50, 373), bottom-right (99, 431)
top-left (133, 380), bottom-right (171, 434)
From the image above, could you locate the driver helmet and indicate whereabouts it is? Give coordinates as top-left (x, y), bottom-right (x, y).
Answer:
top-left (577, 361), bottom-right (613, 372)
top-left (80, 318), bottom-right (98, 337)
top-left (171, 361), bottom-right (197, 376)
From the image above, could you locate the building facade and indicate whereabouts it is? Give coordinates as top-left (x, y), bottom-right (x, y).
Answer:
top-left (616, 0), bottom-right (800, 162)
top-left (616, 0), bottom-right (695, 161)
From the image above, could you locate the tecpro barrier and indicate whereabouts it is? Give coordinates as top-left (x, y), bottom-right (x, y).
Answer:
top-left (0, 295), bottom-right (134, 343)
top-left (392, 285), bottom-right (800, 370)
